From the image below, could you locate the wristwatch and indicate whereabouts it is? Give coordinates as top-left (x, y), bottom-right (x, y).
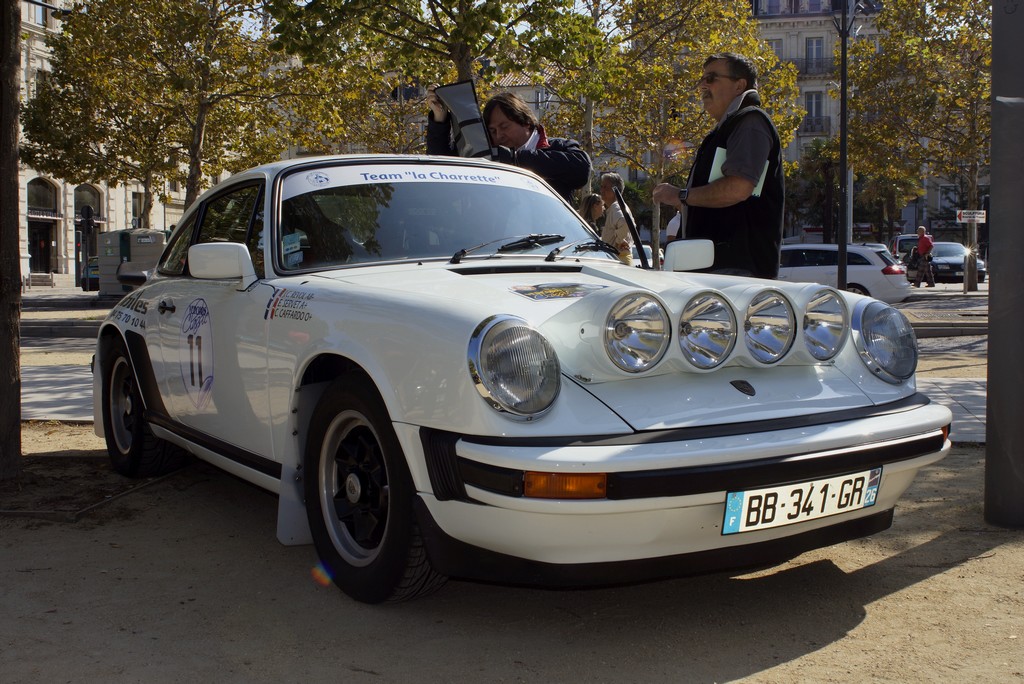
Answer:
top-left (678, 188), bottom-right (689, 206)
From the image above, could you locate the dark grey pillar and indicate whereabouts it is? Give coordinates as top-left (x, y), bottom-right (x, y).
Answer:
top-left (986, 1), bottom-right (1024, 526)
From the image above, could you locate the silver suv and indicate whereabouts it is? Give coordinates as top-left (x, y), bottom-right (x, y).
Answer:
top-left (889, 234), bottom-right (919, 262)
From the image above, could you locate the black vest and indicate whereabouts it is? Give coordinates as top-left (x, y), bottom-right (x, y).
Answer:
top-left (685, 105), bottom-right (784, 279)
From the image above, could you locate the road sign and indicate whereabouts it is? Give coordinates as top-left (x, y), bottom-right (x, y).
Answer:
top-left (957, 209), bottom-right (987, 222)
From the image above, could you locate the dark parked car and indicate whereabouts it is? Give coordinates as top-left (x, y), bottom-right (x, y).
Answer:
top-left (906, 242), bottom-right (986, 283)
top-left (81, 256), bottom-right (99, 291)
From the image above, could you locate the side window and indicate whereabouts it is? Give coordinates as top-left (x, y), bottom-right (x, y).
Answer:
top-left (848, 252), bottom-right (871, 266)
top-left (196, 184), bottom-right (261, 245)
top-left (157, 213), bottom-right (197, 276)
top-left (779, 250), bottom-right (795, 268)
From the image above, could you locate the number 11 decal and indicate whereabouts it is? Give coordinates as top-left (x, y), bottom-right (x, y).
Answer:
top-left (179, 298), bottom-right (215, 409)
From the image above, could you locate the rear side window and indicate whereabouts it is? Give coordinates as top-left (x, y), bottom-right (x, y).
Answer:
top-left (876, 250), bottom-right (898, 266)
top-left (848, 252), bottom-right (871, 266)
top-left (784, 249), bottom-right (837, 268)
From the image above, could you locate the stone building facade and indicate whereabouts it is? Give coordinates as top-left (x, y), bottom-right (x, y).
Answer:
top-left (17, 2), bottom-right (185, 287)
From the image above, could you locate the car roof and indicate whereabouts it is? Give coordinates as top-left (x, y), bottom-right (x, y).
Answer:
top-left (233, 153), bottom-right (520, 179)
top-left (781, 243), bottom-right (878, 252)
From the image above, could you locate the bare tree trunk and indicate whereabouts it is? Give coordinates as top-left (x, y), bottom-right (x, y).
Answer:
top-left (823, 167), bottom-right (835, 244)
top-left (140, 173), bottom-right (154, 231)
top-left (0, 0), bottom-right (22, 480)
top-left (183, 100), bottom-right (209, 210)
top-left (582, 97), bottom-right (595, 193)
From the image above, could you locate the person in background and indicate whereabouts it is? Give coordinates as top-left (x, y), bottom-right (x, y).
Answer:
top-left (579, 193), bottom-right (605, 231)
top-left (914, 225), bottom-right (936, 287)
top-left (426, 89), bottom-right (591, 204)
top-left (599, 172), bottom-right (634, 266)
top-left (653, 52), bottom-right (784, 279)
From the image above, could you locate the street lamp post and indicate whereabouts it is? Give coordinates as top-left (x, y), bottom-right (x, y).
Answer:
top-left (834, 1), bottom-right (854, 291)
top-left (832, 0), bottom-right (875, 292)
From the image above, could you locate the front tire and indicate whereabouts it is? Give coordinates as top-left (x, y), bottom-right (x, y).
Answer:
top-left (101, 337), bottom-right (187, 477)
top-left (304, 376), bottom-right (446, 603)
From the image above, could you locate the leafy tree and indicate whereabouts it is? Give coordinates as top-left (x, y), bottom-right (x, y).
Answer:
top-left (21, 5), bottom-right (180, 228)
top-left (22, 0), bottom-right (337, 213)
top-left (550, 0), bottom-right (801, 260)
top-left (515, 0), bottom-right (613, 171)
top-left (269, 0), bottom-right (577, 83)
top-left (848, 0), bottom-right (990, 285)
top-left (286, 61), bottom-right (433, 156)
top-left (793, 137), bottom-right (839, 244)
top-left (855, 171), bottom-right (923, 245)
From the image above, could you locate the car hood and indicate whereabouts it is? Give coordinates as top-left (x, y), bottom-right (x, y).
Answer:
top-left (933, 255), bottom-right (985, 267)
top-left (313, 260), bottom-right (908, 431)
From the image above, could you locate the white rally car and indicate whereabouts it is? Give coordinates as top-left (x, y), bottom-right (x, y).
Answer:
top-left (93, 155), bottom-right (952, 603)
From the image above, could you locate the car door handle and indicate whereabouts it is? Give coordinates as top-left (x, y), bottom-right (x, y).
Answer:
top-left (158, 300), bottom-right (176, 315)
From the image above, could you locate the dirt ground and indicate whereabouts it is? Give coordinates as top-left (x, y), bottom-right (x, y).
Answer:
top-left (4, 338), bottom-right (1019, 682)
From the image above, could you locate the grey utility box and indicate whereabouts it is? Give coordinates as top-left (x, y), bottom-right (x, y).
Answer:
top-left (98, 229), bottom-right (167, 297)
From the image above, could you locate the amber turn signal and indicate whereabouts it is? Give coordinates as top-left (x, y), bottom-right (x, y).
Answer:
top-left (523, 472), bottom-right (608, 499)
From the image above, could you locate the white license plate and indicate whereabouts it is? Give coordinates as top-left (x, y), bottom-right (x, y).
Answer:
top-left (722, 468), bottom-right (881, 535)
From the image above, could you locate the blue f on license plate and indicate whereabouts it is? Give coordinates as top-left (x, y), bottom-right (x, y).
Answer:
top-left (722, 468), bottom-right (881, 535)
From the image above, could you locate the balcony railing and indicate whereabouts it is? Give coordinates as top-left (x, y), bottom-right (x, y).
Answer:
top-left (26, 208), bottom-right (63, 220)
top-left (799, 116), bottom-right (832, 135)
top-left (790, 57), bottom-right (836, 75)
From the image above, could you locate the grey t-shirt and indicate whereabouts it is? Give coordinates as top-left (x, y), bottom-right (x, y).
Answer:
top-left (719, 112), bottom-right (773, 186)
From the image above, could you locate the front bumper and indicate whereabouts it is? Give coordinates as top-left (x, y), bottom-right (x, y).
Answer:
top-left (415, 498), bottom-right (895, 587)
top-left (401, 396), bottom-right (951, 585)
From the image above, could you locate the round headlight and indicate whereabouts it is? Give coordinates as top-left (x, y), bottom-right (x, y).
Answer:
top-left (803, 288), bottom-right (849, 361)
top-left (604, 293), bottom-right (670, 372)
top-left (679, 292), bottom-right (737, 369)
top-left (856, 301), bottom-right (917, 383)
top-left (469, 315), bottom-right (560, 418)
top-left (745, 290), bottom-right (795, 364)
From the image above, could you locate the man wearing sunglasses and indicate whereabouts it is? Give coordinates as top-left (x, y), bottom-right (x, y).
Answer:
top-left (653, 52), bottom-right (784, 279)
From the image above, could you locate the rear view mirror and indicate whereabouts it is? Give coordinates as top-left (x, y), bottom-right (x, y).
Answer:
top-left (663, 240), bottom-right (714, 271)
top-left (188, 242), bottom-right (258, 290)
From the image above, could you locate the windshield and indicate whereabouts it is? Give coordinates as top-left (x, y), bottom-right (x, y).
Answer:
top-left (276, 162), bottom-right (604, 270)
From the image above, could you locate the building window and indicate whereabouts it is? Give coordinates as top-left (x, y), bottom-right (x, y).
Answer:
top-left (808, 0), bottom-right (823, 11)
top-left (132, 191), bottom-right (144, 227)
top-left (535, 88), bottom-right (550, 111)
top-left (31, 70), bottom-right (49, 98)
top-left (31, 4), bottom-right (48, 26)
top-left (800, 92), bottom-right (829, 134)
top-left (74, 185), bottom-right (102, 221)
top-left (938, 184), bottom-right (958, 213)
top-left (805, 91), bottom-right (823, 118)
top-left (766, 39), bottom-right (783, 60)
top-left (28, 178), bottom-right (57, 212)
top-left (805, 37), bottom-right (829, 74)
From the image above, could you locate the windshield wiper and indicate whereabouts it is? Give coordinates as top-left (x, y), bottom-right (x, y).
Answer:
top-left (450, 233), bottom-right (565, 264)
top-left (497, 233), bottom-right (565, 252)
top-left (545, 238), bottom-right (620, 262)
